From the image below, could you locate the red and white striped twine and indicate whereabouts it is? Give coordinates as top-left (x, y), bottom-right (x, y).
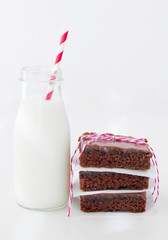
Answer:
top-left (46, 30), bottom-right (69, 100)
top-left (67, 133), bottom-right (159, 217)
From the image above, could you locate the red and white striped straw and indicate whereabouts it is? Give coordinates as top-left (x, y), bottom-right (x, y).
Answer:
top-left (45, 30), bottom-right (69, 100)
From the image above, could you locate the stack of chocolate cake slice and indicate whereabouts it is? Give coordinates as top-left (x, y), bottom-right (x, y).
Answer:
top-left (78, 133), bottom-right (153, 213)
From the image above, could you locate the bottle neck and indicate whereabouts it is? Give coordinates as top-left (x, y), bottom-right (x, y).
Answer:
top-left (20, 66), bottom-right (63, 101)
top-left (22, 81), bottom-right (62, 100)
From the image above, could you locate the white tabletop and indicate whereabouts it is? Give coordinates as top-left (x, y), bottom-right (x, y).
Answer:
top-left (0, 104), bottom-right (167, 240)
top-left (1, 0), bottom-right (168, 238)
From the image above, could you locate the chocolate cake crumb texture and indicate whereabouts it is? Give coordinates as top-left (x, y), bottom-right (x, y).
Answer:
top-left (80, 192), bottom-right (146, 213)
top-left (79, 171), bottom-right (149, 191)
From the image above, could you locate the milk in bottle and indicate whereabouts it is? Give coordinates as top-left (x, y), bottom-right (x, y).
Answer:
top-left (14, 66), bottom-right (70, 210)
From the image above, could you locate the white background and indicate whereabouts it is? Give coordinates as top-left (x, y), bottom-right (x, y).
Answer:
top-left (0, 0), bottom-right (168, 239)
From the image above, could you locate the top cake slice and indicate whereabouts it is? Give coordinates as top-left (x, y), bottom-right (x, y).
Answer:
top-left (78, 133), bottom-right (152, 170)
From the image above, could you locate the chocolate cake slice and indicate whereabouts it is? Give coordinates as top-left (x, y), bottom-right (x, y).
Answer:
top-left (79, 133), bottom-right (152, 170)
top-left (79, 171), bottom-right (149, 191)
top-left (80, 192), bottom-right (146, 213)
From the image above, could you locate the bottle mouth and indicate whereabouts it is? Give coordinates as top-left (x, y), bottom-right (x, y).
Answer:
top-left (20, 65), bottom-right (63, 82)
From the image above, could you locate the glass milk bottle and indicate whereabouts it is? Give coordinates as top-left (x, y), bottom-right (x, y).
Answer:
top-left (14, 66), bottom-right (70, 210)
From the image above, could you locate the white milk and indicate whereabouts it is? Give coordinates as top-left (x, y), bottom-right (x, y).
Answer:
top-left (14, 97), bottom-right (70, 210)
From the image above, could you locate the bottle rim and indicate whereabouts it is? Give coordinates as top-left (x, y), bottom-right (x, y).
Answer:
top-left (20, 65), bottom-right (63, 82)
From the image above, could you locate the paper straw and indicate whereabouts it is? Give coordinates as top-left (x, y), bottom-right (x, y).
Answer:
top-left (45, 30), bottom-right (69, 100)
